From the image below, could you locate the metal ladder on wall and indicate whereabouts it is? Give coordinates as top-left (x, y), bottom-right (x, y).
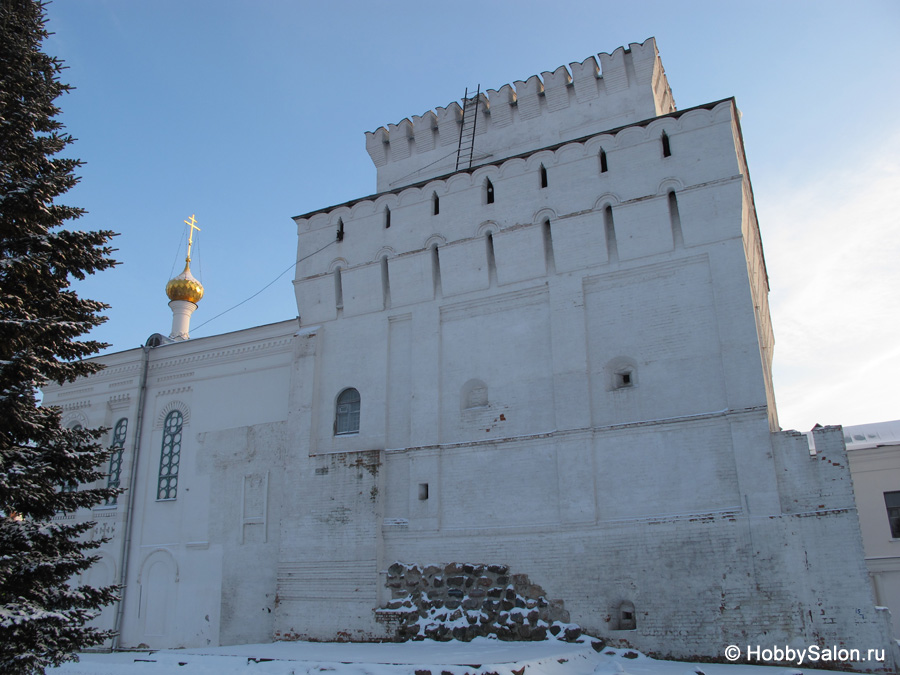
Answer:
top-left (455, 85), bottom-right (481, 171)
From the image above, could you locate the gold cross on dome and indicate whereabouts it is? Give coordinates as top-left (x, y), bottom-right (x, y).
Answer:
top-left (183, 214), bottom-right (201, 262)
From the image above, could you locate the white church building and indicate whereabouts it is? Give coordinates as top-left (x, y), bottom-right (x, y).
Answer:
top-left (43, 38), bottom-right (895, 668)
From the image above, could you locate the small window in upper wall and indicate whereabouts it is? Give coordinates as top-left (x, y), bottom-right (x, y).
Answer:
top-left (885, 492), bottom-right (900, 538)
top-left (599, 149), bottom-right (608, 173)
top-left (336, 218), bottom-right (345, 241)
top-left (661, 131), bottom-right (671, 157)
top-left (335, 388), bottom-right (361, 435)
top-left (432, 192), bottom-right (440, 215)
top-left (485, 178), bottom-right (494, 204)
top-left (384, 206), bottom-right (391, 229)
top-left (418, 483), bottom-right (429, 501)
top-left (540, 164), bottom-right (548, 188)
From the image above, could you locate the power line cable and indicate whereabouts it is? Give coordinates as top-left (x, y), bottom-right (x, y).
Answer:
top-left (190, 238), bottom-right (337, 334)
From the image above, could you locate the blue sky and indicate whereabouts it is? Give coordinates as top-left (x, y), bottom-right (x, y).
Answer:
top-left (42, 1), bottom-right (899, 431)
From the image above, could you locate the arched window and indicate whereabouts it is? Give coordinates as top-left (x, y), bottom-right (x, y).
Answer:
top-left (431, 245), bottom-right (442, 297)
top-left (384, 205), bottom-right (391, 229)
top-left (462, 379), bottom-right (488, 409)
top-left (485, 178), bottom-right (495, 204)
top-left (604, 205), bottom-right (618, 263)
top-left (539, 164), bottom-right (548, 188)
top-left (599, 148), bottom-right (608, 173)
top-left (62, 423), bottom-right (83, 493)
top-left (106, 418), bottom-right (127, 505)
top-left (661, 131), bottom-right (671, 158)
top-left (381, 256), bottom-right (391, 309)
top-left (667, 190), bottom-right (684, 248)
top-left (157, 410), bottom-right (182, 500)
top-left (334, 266), bottom-right (344, 311)
top-left (432, 192), bottom-right (440, 215)
top-left (335, 388), bottom-right (361, 435)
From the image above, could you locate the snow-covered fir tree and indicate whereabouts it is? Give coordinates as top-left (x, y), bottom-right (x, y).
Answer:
top-left (0, 0), bottom-right (120, 672)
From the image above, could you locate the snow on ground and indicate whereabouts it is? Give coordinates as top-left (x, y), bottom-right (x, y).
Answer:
top-left (48, 639), bottom-right (856, 675)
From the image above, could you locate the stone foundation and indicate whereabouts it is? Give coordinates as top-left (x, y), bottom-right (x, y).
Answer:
top-left (376, 562), bottom-right (582, 642)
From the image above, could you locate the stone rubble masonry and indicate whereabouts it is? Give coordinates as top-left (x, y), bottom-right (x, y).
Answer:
top-left (376, 562), bottom-right (582, 643)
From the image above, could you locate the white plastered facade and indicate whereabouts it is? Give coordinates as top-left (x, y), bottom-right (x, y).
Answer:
top-left (43, 38), bottom-right (895, 668)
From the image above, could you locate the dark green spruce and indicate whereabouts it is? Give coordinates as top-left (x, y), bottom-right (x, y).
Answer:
top-left (0, 1), bottom-right (120, 672)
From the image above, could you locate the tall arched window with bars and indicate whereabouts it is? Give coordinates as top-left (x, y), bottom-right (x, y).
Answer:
top-left (60, 423), bottom-right (83, 493)
top-left (157, 410), bottom-right (183, 500)
top-left (106, 418), bottom-right (127, 505)
top-left (335, 388), bottom-right (361, 435)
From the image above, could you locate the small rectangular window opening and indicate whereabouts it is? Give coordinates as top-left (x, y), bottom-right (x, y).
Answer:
top-left (661, 131), bottom-right (671, 158)
top-left (600, 149), bottom-right (608, 173)
top-left (615, 370), bottom-right (633, 388)
top-left (432, 193), bottom-right (439, 215)
top-left (418, 483), bottom-right (429, 500)
top-left (540, 164), bottom-right (548, 188)
top-left (486, 179), bottom-right (494, 204)
top-left (384, 206), bottom-right (391, 229)
top-left (336, 218), bottom-right (344, 241)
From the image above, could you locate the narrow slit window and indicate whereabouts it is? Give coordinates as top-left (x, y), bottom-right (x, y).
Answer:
top-left (335, 388), bottom-right (361, 435)
top-left (668, 191), bottom-right (684, 248)
top-left (542, 219), bottom-right (555, 274)
top-left (431, 245), bottom-right (442, 297)
top-left (604, 206), bottom-right (618, 263)
top-left (381, 256), bottom-right (391, 309)
top-left (540, 164), bottom-right (548, 188)
top-left (384, 206), bottom-right (391, 229)
top-left (106, 417), bottom-right (127, 505)
top-left (485, 178), bottom-right (494, 204)
top-left (334, 267), bottom-right (343, 310)
top-left (486, 233), bottom-right (497, 286)
top-left (432, 192), bottom-right (440, 215)
top-left (600, 149), bottom-right (608, 173)
top-left (661, 131), bottom-right (671, 158)
top-left (418, 483), bottom-right (429, 501)
top-left (336, 218), bottom-right (344, 241)
top-left (157, 410), bottom-right (182, 500)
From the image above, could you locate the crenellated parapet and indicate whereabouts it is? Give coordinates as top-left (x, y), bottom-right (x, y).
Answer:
top-left (297, 100), bottom-right (747, 331)
top-left (365, 38), bottom-right (675, 192)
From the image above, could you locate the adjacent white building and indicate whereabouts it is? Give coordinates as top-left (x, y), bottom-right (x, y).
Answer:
top-left (843, 421), bottom-right (900, 640)
top-left (43, 38), bottom-right (895, 668)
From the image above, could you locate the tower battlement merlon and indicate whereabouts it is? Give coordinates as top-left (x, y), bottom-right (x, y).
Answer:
top-left (365, 38), bottom-right (674, 192)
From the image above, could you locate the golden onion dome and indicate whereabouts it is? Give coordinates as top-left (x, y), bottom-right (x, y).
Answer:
top-left (165, 261), bottom-right (204, 304)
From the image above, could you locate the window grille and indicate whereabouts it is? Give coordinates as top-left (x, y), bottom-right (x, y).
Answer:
top-left (106, 418), bottom-right (127, 505)
top-left (157, 410), bottom-right (183, 500)
top-left (335, 388), bottom-right (361, 435)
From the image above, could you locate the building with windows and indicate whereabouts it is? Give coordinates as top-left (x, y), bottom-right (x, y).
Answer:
top-left (843, 420), bottom-right (900, 640)
top-left (42, 38), bottom-right (894, 667)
